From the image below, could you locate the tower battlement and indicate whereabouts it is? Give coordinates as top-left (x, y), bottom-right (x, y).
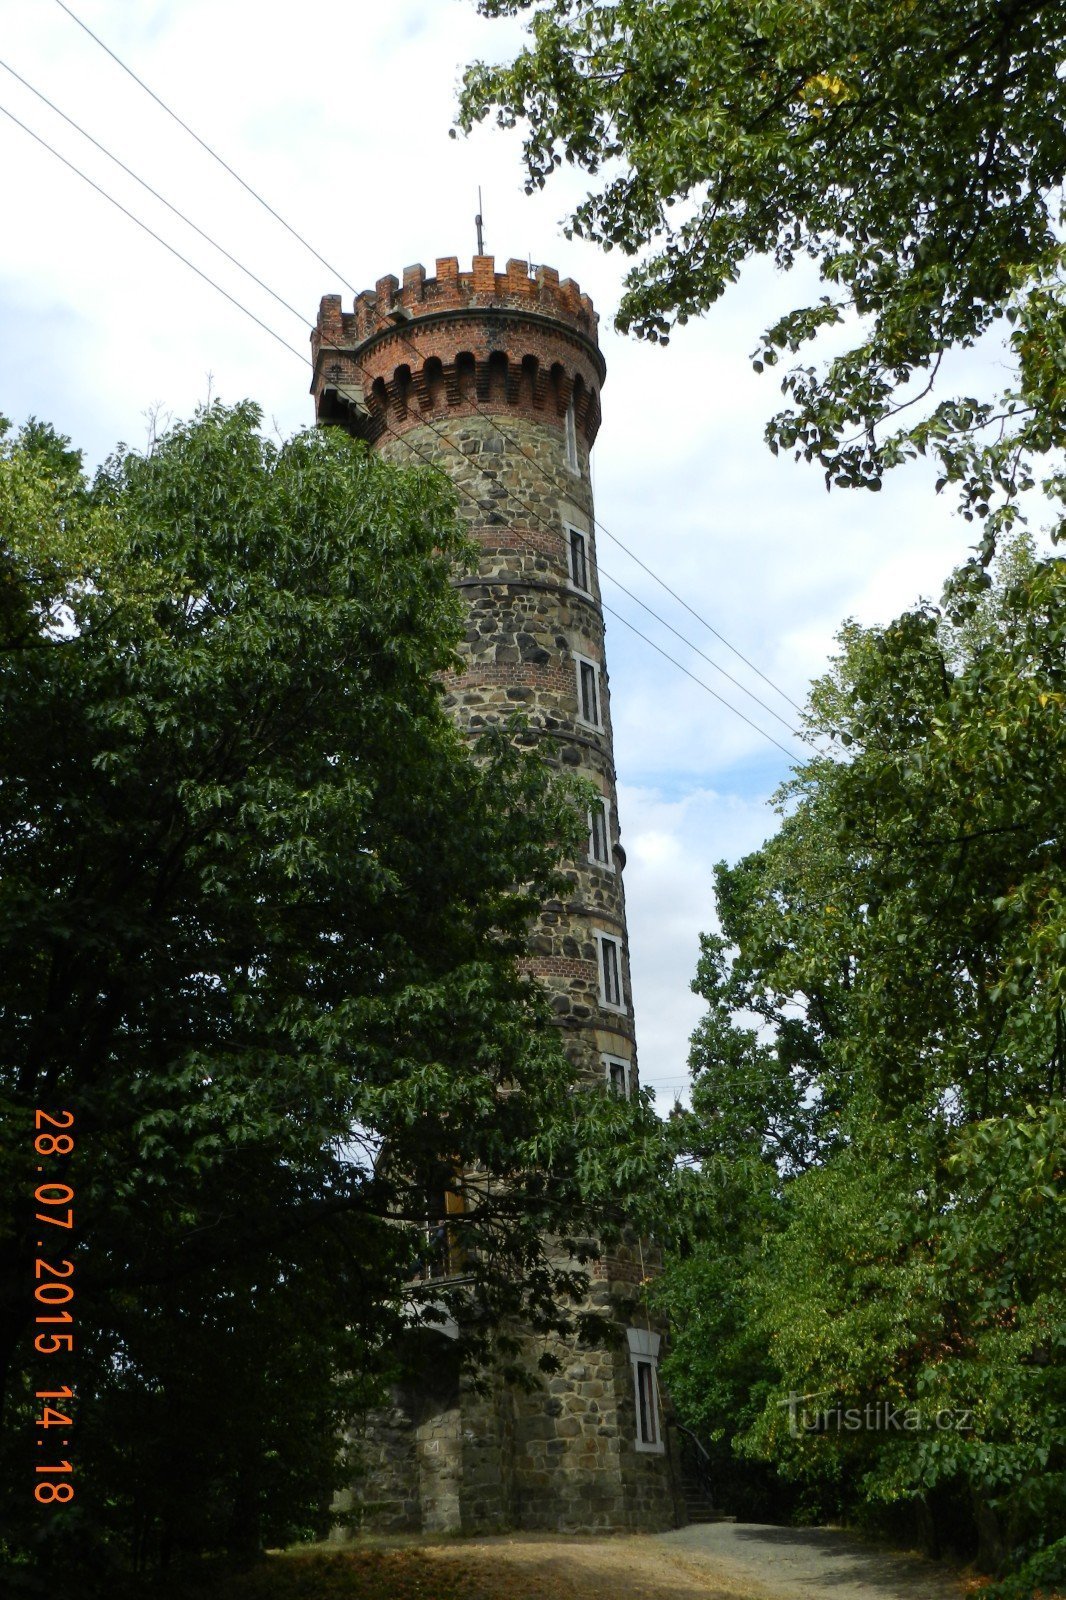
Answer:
top-left (312, 254), bottom-right (604, 447)
top-left (316, 254), bottom-right (599, 350)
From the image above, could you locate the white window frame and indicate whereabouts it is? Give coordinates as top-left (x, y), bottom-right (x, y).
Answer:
top-left (588, 795), bottom-right (611, 867)
top-left (574, 652), bottom-right (602, 730)
top-left (564, 399), bottom-right (579, 472)
top-left (565, 521), bottom-right (592, 595)
top-left (594, 930), bottom-right (625, 1012)
top-left (627, 1328), bottom-right (664, 1453)
top-left (603, 1053), bottom-right (631, 1099)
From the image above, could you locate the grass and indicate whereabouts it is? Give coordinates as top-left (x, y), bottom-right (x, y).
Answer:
top-left (133, 1547), bottom-right (570, 1600)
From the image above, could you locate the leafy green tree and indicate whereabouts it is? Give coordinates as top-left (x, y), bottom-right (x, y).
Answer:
top-left (658, 541), bottom-right (1065, 1575)
top-left (0, 405), bottom-right (661, 1577)
top-left (459, 0), bottom-right (1066, 562)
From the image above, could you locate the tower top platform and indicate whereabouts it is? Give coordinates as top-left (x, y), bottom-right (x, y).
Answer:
top-left (314, 255), bottom-right (600, 354)
top-left (311, 253), bottom-right (605, 442)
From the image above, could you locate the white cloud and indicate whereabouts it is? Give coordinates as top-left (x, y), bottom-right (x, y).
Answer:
top-left (620, 783), bottom-right (780, 1105)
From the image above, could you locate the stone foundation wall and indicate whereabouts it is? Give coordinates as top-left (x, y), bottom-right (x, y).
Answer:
top-left (338, 1293), bottom-right (682, 1538)
top-left (335, 1404), bottom-right (419, 1534)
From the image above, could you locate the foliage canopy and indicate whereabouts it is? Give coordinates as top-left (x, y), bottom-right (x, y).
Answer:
top-left (658, 541), bottom-right (1066, 1580)
top-left (0, 404), bottom-right (665, 1574)
top-left (460, 0), bottom-right (1066, 562)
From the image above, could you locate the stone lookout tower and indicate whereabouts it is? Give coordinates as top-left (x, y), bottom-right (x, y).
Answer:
top-left (311, 255), bottom-right (681, 1533)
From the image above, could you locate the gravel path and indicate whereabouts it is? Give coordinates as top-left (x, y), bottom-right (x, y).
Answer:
top-left (656, 1522), bottom-right (969, 1600)
top-left (416, 1523), bottom-right (971, 1600)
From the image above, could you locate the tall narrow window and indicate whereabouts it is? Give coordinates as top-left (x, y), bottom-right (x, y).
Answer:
top-left (604, 1054), bottom-right (630, 1098)
top-left (567, 524), bottom-right (590, 593)
top-left (589, 796), bottom-right (611, 866)
top-left (576, 655), bottom-right (601, 728)
top-left (627, 1328), bottom-right (664, 1453)
top-left (597, 933), bottom-right (622, 1009)
top-left (565, 400), bottom-right (579, 472)
top-left (636, 1361), bottom-right (658, 1446)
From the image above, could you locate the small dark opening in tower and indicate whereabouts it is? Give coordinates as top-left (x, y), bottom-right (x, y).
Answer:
top-left (456, 351), bottom-right (476, 401)
top-left (487, 350), bottom-right (509, 404)
top-left (423, 356), bottom-right (445, 411)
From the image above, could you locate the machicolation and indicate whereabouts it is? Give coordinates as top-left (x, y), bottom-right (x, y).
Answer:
top-left (311, 255), bottom-right (603, 448)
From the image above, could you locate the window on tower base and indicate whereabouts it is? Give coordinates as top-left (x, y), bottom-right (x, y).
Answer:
top-left (567, 523), bottom-right (591, 593)
top-left (603, 1053), bottom-right (631, 1098)
top-left (627, 1328), bottom-right (665, 1453)
top-left (595, 932), bottom-right (623, 1011)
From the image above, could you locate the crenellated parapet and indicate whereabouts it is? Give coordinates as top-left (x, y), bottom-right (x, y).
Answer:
top-left (310, 255), bottom-right (604, 448)
top-left (321, 254), bottom-right (598, 343)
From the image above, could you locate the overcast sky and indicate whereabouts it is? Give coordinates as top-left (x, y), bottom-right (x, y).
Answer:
top-left (2, 0), bottom-right (1006, 1101)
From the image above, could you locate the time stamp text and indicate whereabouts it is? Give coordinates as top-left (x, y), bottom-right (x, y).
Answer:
top-left (32, 1109), bottom-right (76, 1506)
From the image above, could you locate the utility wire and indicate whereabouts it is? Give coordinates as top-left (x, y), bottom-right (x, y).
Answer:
top-left (0, 101), bottom-right (309, 365)
top-left (52, 0), bottom-right (807, 722)
top-left (6, 48), bottom-right (805, 744)
top-left (600, 604), bottom-right (797, 760)
top-left (0, 57), bottom-right (309, 331)
top-left (598, 568), bottom-right (799, 737)
top-left (1, 93), bottom-right (807, 762)
top-left (53, 0), bottom-right (357, 295)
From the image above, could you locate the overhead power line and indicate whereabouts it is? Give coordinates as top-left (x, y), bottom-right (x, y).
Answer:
top-left (52, 0), bottom-right (358, 295)
top-left (600, 604), bottom-right (797, 760)
top-left (52, 0), bottom-right (809, 725)
top-left (2, 57), bottom-right (801, 742)
top-left (3, 78), bottom-right (809, 762)
top-left (0, 101), bottom-right (308, 365)
top-left (0, 56), bottom-right (308, 330)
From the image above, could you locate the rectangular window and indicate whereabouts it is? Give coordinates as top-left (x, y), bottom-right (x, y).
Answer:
top-left (604, 1054), bottom-right (630, 1098)
top-left (627, 1329), bottom-right (664, 1453)
top-left (575, 655), bottom-right (601, 728)
top-left (636, 1360), bottom-right (658, 1446)
top-left (589, 796), bottom-right (611, 866)
top-left (565, 400), bottom-right (579, 472)
top-left (597, 933), bottom-right (622, 1010)
top-left (567, 524), bottom-right (590, 592)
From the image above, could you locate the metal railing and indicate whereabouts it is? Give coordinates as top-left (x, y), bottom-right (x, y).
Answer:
top-left (672, 1421), bottom-right (716, 1510)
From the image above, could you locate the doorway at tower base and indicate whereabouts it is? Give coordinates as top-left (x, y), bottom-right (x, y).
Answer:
top-left (332, 1318), bottom-right (685, 1536)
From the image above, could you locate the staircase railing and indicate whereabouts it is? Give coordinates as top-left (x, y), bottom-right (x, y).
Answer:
top-left (672, 1421), bottom-right (716, 1511)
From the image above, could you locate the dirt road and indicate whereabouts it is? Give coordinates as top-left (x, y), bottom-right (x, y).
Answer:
top-left (659, 1523), bottom-right (970, 1600)
top-left (419, 1523), bottom-right (971, 1600)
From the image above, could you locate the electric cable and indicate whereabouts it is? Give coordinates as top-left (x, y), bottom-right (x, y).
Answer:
top-left (53, 0), bottom-right (355, 293)
top-left (599, 604), bottom-right (797, 760)
top-left (0, 56), bottom-right (309, 330)
top-left (0, 101), bottom-right (309, 365)
top-left (0, 92), bottom-right (809, 762)
top-left (52, 0), bottom-right (808, 721)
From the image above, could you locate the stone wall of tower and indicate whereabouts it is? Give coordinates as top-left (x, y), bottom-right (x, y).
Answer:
top-left (313, 255), bottom-right (682, 1535)
top-left (374, 413), bottom-right (636, 1084)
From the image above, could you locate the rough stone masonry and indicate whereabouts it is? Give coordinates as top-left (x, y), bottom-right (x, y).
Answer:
top-left (311, 254), bottom-right (683, 1535)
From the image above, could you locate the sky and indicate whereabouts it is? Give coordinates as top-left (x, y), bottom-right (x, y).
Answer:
top-left (0, 0), bottom-right (1009, 1102)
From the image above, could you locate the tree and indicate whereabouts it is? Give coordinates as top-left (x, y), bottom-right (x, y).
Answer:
top-left (459, 0), bottom-right (1066, 564)
top-left (0, 405), bottom-right (661, 1577)
top-left (657, 540), bottom-right (1066, 1580)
